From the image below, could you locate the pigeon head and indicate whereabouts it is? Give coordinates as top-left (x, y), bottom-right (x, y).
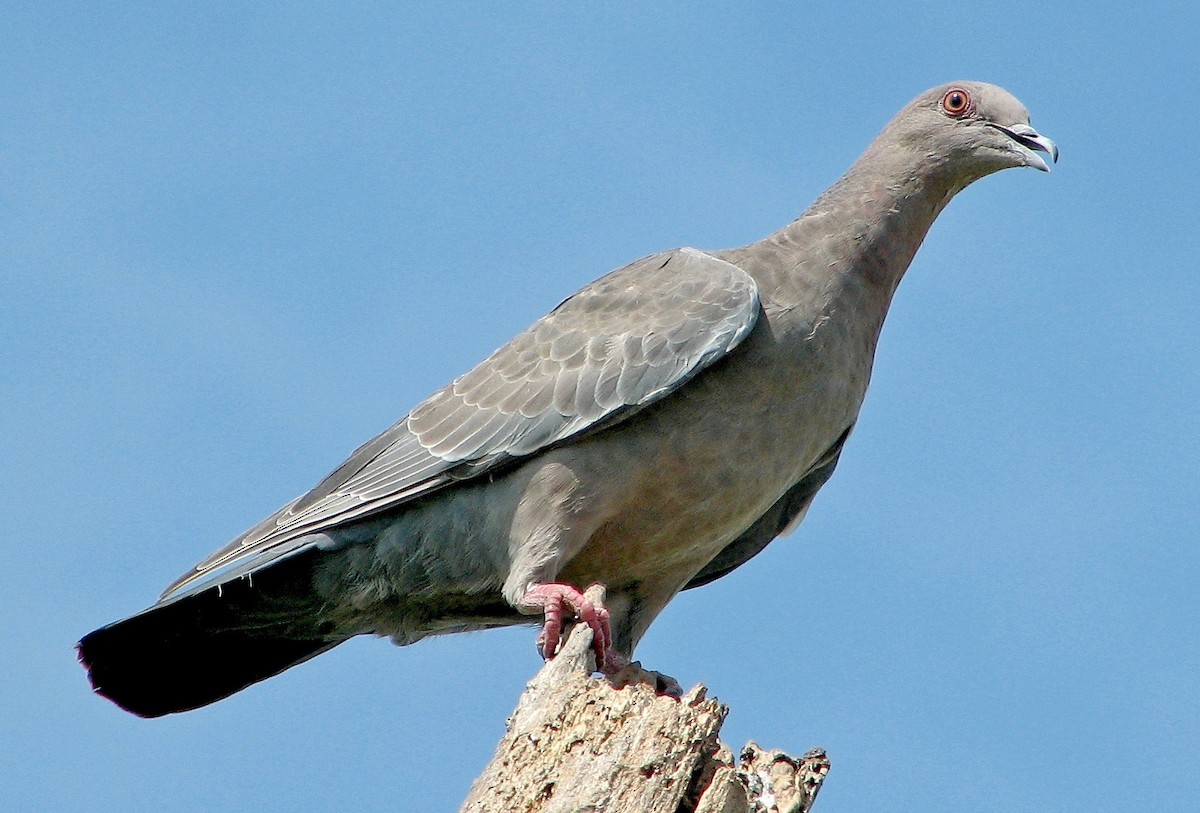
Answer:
top-left (885, 81), bottom-right (1058, 183)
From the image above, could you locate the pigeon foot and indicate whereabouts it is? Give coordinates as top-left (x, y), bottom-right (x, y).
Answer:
top-left (519, 582), bottom-right (613, 671)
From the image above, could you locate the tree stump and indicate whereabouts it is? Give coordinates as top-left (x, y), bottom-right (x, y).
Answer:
top-left (461, 587), bottom-right (829, 812)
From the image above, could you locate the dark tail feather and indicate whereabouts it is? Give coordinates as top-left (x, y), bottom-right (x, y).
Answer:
top-left (78, 550), bottom-right (349, 718)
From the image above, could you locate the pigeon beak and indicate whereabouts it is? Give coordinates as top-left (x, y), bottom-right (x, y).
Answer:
top-left (992, 122), bottom-right (1059, 172)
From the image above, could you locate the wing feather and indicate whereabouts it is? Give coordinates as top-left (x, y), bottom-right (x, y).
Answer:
top-left (162, 247), bottom-right (760, 599)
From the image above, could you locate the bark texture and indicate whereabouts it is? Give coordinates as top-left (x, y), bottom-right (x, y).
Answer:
top-left (461, 588), bottom-right (829, 813)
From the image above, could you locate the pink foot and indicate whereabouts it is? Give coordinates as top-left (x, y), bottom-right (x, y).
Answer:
top-left (519, 582), bottom-right (612, 670)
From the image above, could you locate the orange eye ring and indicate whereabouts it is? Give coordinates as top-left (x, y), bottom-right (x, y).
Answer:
top-left (941, 88), bottom-right (972, 117)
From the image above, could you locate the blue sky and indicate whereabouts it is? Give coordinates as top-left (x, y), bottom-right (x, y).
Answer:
top-left (4, 4), bottom-right (1198, 811)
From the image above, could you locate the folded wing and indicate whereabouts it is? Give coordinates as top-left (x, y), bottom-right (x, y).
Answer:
top-left (162, 248), bottom-right (761, 599)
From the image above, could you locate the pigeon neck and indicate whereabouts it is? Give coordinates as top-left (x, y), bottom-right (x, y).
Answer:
top-left (780, 140), bottom-right (960, 296)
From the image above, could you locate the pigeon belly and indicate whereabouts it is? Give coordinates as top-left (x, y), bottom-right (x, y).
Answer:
top-left (549, 300), bottom-right (874, 608)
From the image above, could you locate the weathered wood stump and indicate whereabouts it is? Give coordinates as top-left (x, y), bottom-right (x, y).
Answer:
top-left (461, 587), bottom-right (829, 812)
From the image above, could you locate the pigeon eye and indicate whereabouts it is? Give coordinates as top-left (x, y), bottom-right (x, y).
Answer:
top-left (941, 88), bottom-right (971, 116)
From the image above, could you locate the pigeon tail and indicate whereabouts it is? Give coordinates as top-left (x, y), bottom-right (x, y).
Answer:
top-left (78, 549), bottom-right (346, 717)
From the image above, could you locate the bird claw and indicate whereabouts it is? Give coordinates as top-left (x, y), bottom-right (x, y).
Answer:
top-left (607, 660), bottom-right (684, 697)
top-left (521, 582), bottom-right (613, 671)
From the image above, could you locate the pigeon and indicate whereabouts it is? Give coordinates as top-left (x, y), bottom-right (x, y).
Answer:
top-left (79, 81), bottom-right (1056, 717)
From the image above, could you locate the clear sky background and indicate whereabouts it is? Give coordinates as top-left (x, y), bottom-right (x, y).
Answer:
top-left (3, 4), bottom-right (1197, 811)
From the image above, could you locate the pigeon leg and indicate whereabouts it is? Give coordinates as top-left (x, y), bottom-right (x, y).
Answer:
top-left (519, 582), bottom-right (612, 671)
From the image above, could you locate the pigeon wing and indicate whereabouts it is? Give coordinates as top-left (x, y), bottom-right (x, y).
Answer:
top-left (161, 248), bottom-right (761, 599)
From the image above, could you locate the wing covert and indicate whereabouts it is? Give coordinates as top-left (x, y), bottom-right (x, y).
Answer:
top-left (408, 247), bottom-right (760, 462)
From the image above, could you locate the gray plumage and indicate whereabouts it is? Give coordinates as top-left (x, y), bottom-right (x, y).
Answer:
top-left (79, 81), bottom-right (1056, 717)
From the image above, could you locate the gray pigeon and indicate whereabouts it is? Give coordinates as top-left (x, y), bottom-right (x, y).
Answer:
top-left (79, 81), bottom-right (1056, 717)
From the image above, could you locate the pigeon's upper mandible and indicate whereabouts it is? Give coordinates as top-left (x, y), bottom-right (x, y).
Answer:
top-left (79, 81), bottom-right (1056, 718)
